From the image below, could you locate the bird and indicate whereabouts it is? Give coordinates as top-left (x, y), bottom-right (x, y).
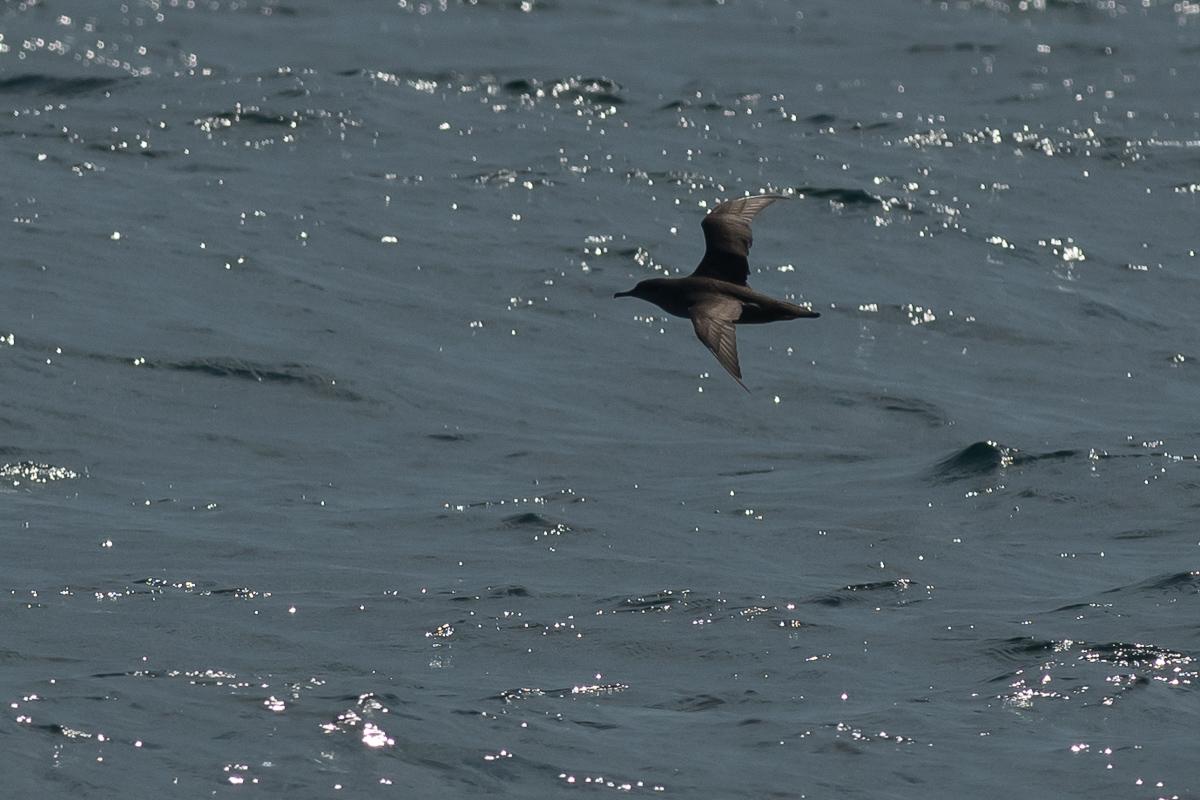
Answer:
top-left (614, 195), bottom-right (819, 391)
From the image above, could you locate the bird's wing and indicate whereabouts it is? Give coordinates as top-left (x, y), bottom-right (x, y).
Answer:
top-left (691, 195), bottom-right (784, 286)
top-left (690, 297), bottom-right (749, 392)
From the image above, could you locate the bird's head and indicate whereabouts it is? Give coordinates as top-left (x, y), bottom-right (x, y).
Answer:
top-left (613, 278), bottom-right (668, 301)
top-left (613, 278), bottom-right (691, 318)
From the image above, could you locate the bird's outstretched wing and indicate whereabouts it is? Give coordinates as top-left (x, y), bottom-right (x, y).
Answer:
top-left (690, 297), bottom-right (749, 392)
top-left (691, 195), bottom-right (784, 286)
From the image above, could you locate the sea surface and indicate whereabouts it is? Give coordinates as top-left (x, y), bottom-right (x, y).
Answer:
top-left (3, 0), bottom-right (1200, 797)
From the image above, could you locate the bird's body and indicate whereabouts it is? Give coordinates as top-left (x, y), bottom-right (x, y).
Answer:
top-left (614, 195), bottom-right (819, 391)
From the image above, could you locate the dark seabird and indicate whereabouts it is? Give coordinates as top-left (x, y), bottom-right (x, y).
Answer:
top-left (614, 195), bottom-right (819, 391)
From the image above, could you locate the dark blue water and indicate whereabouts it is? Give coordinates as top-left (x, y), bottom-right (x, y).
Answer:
top-left (3, 1), bottom-right (1200, 797)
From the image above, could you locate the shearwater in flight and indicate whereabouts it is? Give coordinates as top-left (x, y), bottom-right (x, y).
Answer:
top-left (614, 195), bottom-right (819, 391)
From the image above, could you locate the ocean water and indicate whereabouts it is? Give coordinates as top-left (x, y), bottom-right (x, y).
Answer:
top-left (3, 0), bottom-right (1200, 796)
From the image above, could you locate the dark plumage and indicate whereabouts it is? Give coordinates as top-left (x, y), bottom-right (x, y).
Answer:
top-left (614, 195), bottom-right (819, 391)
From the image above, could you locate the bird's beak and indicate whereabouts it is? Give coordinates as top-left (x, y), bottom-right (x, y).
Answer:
top-left (613, 290), bottom-right (631, 298)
